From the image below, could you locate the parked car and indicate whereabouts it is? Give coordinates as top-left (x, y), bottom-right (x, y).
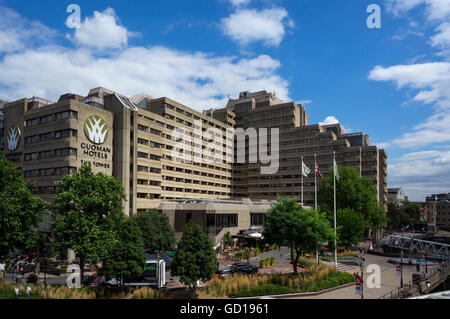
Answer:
top-left (82, 275), bottom-right (103, 287)
top-left (231, 262), bottom-right (259, 275)
top-left (215, 268), bottom-right (234, 280)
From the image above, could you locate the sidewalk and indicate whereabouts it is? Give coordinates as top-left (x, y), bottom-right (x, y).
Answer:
top-left (290, 254), bottom-right (419, 299)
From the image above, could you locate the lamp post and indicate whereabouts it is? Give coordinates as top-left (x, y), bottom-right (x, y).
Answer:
top-left (400, 250), bottom-right (404, 288)
top-left (359, 252), bottom-right (365, 300)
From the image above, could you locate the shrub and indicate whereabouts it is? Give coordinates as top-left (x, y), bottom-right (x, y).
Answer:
top-left (269, 257), bottom-right (276, 266)
top-left (229, 284), bottom-right (292, 298)
top-left (259, 259), bottom-right (266, 268)
top-left (131, 287), bottom-right (163, 299)
top-left (234, 250), bottom-right (244, 262)
top-left (203, 263), bottom-right (355, 298)
top-left (26, 274), bottom-right (38, 284)
top-left (297, 257), bottom-right (313, 268)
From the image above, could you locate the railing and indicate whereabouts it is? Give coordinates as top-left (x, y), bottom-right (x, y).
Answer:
top-left (385, 235), bottom-right (450, 260)
top-left (379, 263), bottom-right (450, 299)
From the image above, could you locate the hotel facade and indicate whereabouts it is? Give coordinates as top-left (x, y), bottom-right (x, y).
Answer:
top-left (2, 88), bottom-right (388, 241)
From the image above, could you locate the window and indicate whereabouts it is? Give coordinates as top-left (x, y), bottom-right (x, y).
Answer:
top-left (40, 115), bottom-right (53, 124)
top-left (25, 135), bottom-right (39, 144)
top-left (39, 168), bottom-right (54, 176)
top-left (137, 165), bottom-right (148, 172)
top-left (24, 170), bottom-right (39, 178)
top-left (55, 129), bottom-right (77, 139)
top-left (137, 179), bottom-right (148, 185)
top-left (39, 150), bottom-right (53, 159)
top-left (55, 148), bottom-right (76, 157)
top-left (150, 128), bottom-right (161, 136)
top-left (55, 167), bottom-right (77, 175)
top-left (138, 124), bottom-right (148, 132)
top-left (138, 138), bottom-right (148, 145)
top-left (39, 132), bottom-right (54, 142)
top-left (216, 214), bottom-right (238, 228)
top-left (150, 141), bottom-right (162, 148)
top-left (56, 110), bottom-right (77, 120)
top-left (25, 153), bottom-right (39, 161)
top-left (149, 167), bottom-right (161, 174)
top-left (26, 118), bottom-right (39, 127)
top-left (251, 214), bottom-right (266, 226)
top-left (149, 154), bottom-right (161, 161)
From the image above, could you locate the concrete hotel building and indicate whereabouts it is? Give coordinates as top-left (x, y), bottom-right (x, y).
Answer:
top-left (206, 91), bottom-right (388, 207)
top-left (2, 88), bottom-right (388, 240)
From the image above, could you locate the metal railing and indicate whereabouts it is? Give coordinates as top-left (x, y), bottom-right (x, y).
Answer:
top-left (379, 263), bottom-right (449, 299)
top-left (385, 235), bottom-right (450, 260)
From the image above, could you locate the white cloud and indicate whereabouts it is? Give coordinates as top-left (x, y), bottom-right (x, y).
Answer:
top-left (386, 0), bottom-right (450, 21)
top-left (70, 8), bottom-right (133, 50)
top-left (388, 149), bottom-right (450, 201)
top-left (221, 7), bottom-right (293, 47)
top-left (369, 62), bottom-right (450, 108)
top-left (389, 111), bottom-right (450, 148)
top-left (319, 116), bottom-right (352, 133)
top-left (0, 8), bottom-right (290, 110)
top-left (371, 1), bottom-right (450, 198)
top-left (0, 7), bottom-right (58, 53)
top-left (229, 0), bottom-right (251, 7)
top-left (297, 99), bottom-right (312, 105)
top-left (320, 116), bottom-right (340, 126)
top-left (430, 22), bottom-right (450, 49)
top-left (369, 62), bottom-right (450, 148)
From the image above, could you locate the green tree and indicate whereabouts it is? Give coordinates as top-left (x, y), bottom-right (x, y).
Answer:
top-left (318, 165), bottom-right (387, 232)
top-left (387, 201), bottom-right (421, 229)
top-left (130, 209), bottom-right (176, 254)
top-left (223, 231), bottom-right (233, 248)
top-left (263, 198), bottom-right (334, 274)
top-left (171, 222), bottom-right (217, 298)
top-left (0, 155), bottom-right (49, 256)
top-left (51, 163), bottom-right (126, 280)
top-left (336, 208), bottom-right (365, 248)
top-left (102, 216), bottom-right (146, 284)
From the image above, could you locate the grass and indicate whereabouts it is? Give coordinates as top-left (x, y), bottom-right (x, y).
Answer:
top-left (202, 263), bottom-right (355, 298)
top-left (0, 280), bottom-right (165, 299)
top-left (321, 256), bottom-right (358, 262)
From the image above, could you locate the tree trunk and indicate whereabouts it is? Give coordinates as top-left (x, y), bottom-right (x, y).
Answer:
top-left (290, 246), bottom-right (298, 274)
top-left (80, 255), bottom-right (86, 285)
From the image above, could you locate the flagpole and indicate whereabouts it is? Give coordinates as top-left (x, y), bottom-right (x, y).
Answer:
top-left (314, 154), bottom-right (317, 211)
top-left (301, 156), bottom-right (304, 206)
top-left (314, 154), bottom-right (319, 264)
top-left (333, 151), bottom-right (338, 268)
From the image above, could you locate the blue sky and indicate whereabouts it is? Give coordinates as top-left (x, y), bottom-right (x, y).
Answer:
top-left (0, 0), bottom-right (449, 201)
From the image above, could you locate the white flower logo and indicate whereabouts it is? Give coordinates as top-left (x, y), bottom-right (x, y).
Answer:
top-left (84, 115), bottom-right (108, 144)
top-left (7, 126), bottom-right (21, 151)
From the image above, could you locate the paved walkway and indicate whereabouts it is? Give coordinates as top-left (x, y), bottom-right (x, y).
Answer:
top-left (290, 254), bottom-right (422, 299)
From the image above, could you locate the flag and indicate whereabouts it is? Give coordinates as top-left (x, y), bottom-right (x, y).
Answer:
top-left (315, 162), bottom-right (322, 179)
top-left (302, 160), bottom-right (311, 177)
top-left (333, 157), bottom-right (339, 181)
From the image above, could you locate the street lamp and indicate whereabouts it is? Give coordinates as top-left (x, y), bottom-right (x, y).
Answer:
top-left (400, 250), bottom-right (404, 288)
top-left (358, 252), bottom-right (365, 300)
